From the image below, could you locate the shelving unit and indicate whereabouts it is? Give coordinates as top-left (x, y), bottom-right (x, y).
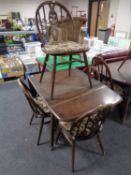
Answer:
top-left (0, 55), bottom-right (24, 83)
top-left (0, 30), bottom-right (37, 36)
top-left (0, 30), bottom-right (40, 82)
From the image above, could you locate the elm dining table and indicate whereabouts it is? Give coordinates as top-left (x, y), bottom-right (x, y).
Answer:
top-left (28, 69), bottom-right (122, 148)
top-left (104, 59), bottom-right (131, 122)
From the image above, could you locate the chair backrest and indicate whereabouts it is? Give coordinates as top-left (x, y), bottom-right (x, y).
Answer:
top-left (18, 79), bottom-right (45, 116)
top-left (70, 108), bottom-right (106, 139)
top-left (35, 1), bottom-right (74, 44)
top-left (92, 56), bottom-right (114, 89)
top-left (72, 17), bottom-right (86, 43)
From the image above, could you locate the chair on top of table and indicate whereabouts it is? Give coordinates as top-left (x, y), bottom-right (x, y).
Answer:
top-left (35, 0), bottom-right (92, 99)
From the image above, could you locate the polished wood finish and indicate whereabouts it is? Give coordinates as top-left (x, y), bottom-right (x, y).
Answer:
top-left (28, 69), bottom-right (121, 171)
top-left (103, 60), bottom-right (131, 122)
top-left (29, 69), bottom-right (122, 121)
top-left (28, 69), bottom-right (122, 173)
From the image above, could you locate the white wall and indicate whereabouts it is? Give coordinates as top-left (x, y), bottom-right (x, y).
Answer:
top-left (108, 0), bottom-right (119, 26)
top-left (0, 0), bottom-right (65, 19)
top-left (63, 0), bottom-right (88, 16)
top-left (0, 0), bottom-right (41, 19)
top-left (0, 0), bottom-right (131, 38)
top-left (115, 0), bottom-right (131, 38)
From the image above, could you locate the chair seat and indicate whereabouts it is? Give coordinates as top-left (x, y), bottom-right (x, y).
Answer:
top-left (60, 121), bottom-right (72, 131)
top-left (34, 96), bottom-right (50, 113)
top-left (43, 41), bottom-right (89, 55)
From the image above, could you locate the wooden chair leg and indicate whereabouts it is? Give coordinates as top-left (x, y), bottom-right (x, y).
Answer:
top-left (72, 140), bottom-right (76, 172)
top-left (122, 97), bottom-right (130, 123)
top-left (83, 52), bottom-right (93, 88)
top-left (118, 59), bottom-right (127, 71)
top-left (39, 54), bottom-right (49, 83)
top-left (51, 56), bottom-right (57, 99)
top-left (55, 127), bottom-right (62, 144)
top-left (37, 117), bottom-right (44, 145)
top-left (29, 114), bottom-right (34, 125)
top-left (96, 134), bottom-right (105, 155)
top-left (50, 114), bottom-right (55, 150)
top-left (69, 54), bottom-right (72, 76)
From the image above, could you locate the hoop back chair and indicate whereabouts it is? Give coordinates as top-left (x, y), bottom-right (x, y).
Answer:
top-left (18, 79), bottom-right (50, 145)
top-left (56, 107), bottom-right (108, 172)
top-left (35, 1), bottom-right (92, 99)
top-left (91, 56), bottom-right (114, 89)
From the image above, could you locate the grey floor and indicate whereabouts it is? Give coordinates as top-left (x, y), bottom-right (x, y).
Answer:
top-left (0, 81), bottom-right (131, 175)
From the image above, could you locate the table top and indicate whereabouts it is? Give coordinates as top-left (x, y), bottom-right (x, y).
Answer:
top-left (107, 59), bottom-right (131, 86)
top-left (29, 69), bottom-right (122, 121)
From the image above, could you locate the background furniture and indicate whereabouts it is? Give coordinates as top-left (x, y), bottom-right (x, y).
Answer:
top-left (0, 55), bottom-right (24, 81)
top-left (107, 37), bottom-right (131, 49)
top-left (101, 59), bottom-right (131, 123)
top-left (98, 28), bottom-right (111, 44)
top-left (99, 50), bottom-right (129, 63)
top-left (91, 56), bottom-right (114, 89)
top-left (0, 30), bottom-right (37, 36)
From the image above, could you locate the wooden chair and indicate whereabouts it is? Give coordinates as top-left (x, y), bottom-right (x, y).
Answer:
top-left (18, 78), bottom-right (50, 145)
top-left (91, 56), bottom-right (114, 89)
top-left (92, 56), bottom-right (126, 122)
top-left (92, 56), bottom-right (127, 96)
top-left (35, 0), bottom-right (92, 99)
top-left (56, 107), bottom-right (107, 172)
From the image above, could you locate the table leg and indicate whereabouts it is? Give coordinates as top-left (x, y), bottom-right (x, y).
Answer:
top-left (28, 79), bottom-right (37, 97)
top-left (40, 54), bottom-right (49, 83)
top-left (69, 54), bottom-right (72, 76)
top-left (122, 87), bottom-right (131, 123)
top-left (122, 97), bottom-right (130, 123)
top-left (50, 113), bottom-right (55, 150)
top-left (51, 56), bottom-right (56, 99)
top-left (118, 59), bottom-right (128, 71)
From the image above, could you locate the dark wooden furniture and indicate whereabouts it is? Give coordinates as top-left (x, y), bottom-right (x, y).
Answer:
top-left (28, 69), bottom-right (121, 171)
top-left (118, 51), bottom-right (131, 71)
top-left (100, 50), bottom-right (129, 63)
top-left (102, 60), bottom-right (131, 122)
top-left (83, 56), bottom-right (114, 89)
top-left (56, 107), bottom-right (107, 172)
top-left (35, 1), bottom-right (92, 99)
top-left (28, 69), bottom-right (122, 141)
top-left (18, 79), bottom-right (50, 145)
